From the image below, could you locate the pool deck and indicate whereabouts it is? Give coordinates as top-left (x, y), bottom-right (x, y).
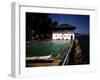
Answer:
top-left (26, 59), bottom-right (61, 67)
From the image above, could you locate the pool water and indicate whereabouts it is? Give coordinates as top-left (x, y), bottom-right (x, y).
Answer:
top-left (26, 40), bottom-right (70, 57)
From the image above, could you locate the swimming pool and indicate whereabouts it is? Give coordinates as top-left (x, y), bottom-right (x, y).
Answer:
top-left (26, 40), bottom-right (70, 58)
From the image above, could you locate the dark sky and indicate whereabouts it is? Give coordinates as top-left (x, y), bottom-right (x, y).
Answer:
top-left (48, 14), bottom-right (89, 34)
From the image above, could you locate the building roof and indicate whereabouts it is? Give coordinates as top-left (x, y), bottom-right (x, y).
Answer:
top-left (49, 24), bottom-right (76, 30)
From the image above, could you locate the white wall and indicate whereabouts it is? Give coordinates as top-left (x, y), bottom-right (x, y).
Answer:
top-left (63, 33), bottom-right (75, 40)
top-left (52, 33), bottom-right (62, 40)
top-left (0, 0), bottom-right (100, 80)
top-left (52, 33), bottom-right (75, 40)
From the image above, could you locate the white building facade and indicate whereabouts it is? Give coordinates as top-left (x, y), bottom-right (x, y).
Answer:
top-left (52, 32), bottom-right (75, 40)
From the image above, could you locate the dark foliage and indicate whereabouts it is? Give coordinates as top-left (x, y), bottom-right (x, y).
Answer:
top-left (26, 12), bottom-right (57, 41)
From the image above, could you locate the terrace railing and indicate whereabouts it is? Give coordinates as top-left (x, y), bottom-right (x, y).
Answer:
top-left (60, 40), bottom-right (74, 65)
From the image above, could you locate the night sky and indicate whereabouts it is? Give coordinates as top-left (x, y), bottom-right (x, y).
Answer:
top-left (48, 14), bottom-right (89, 35)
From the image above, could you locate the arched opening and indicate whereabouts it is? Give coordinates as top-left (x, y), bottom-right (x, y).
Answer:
top-left (71, 35), bottom-right (73, 40)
